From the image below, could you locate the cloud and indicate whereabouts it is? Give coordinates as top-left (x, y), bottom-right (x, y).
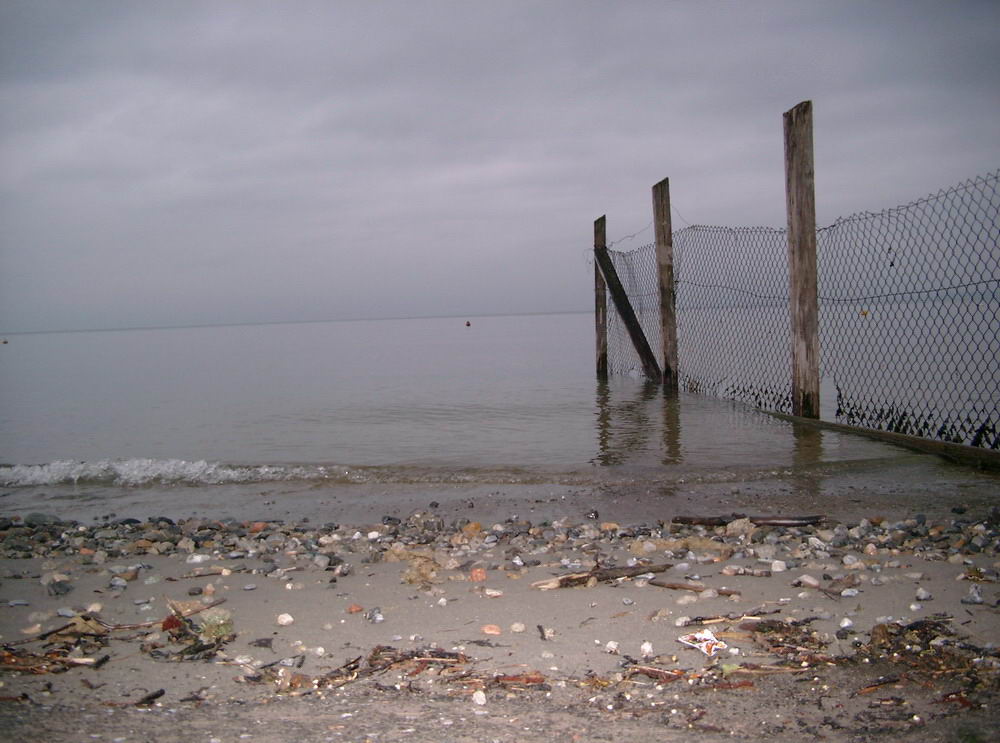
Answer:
top-left (1, 0), bottom-right (998, 331)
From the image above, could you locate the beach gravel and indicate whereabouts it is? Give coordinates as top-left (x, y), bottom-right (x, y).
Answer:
top-left (1, 499), bottom-right (999, 741)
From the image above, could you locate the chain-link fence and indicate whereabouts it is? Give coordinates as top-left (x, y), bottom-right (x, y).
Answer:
top-left (818, 171), bottom-right (999, 448)
top-left (600, 169), bottom-right (999, 449)
top-left (605, 242), bottom-right (662, 377)
top-left (673, 226), bottom-right (791, 412)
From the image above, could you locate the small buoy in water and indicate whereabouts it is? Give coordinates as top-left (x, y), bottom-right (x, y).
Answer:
top-left (465, 321), bottom-right (471, 327)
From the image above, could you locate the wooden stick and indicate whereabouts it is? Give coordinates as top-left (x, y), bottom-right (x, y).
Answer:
top-left (649, 580), bottom-right (740, 596)
top-left (532, 563), bottom-right (672, 590)
top-left (672, 514), bottom-right (824, 527)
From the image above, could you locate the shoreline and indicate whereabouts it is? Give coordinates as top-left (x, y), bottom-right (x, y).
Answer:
top-left (2, 482), bottom-right (998, 742)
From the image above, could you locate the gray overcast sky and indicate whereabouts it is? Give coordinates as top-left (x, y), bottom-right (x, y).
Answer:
top-left (1, 1), bottom-right (998, 333)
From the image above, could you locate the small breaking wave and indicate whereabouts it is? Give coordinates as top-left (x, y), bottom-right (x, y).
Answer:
top-left (0, 458), bottom-right (590, 488)
top-left (0, 459), bottom-right (362, 488)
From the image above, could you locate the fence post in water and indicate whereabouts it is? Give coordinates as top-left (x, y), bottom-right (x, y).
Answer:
top-left (652, 178), bottom-right (679, 391)
top-left (783, 100), bottom-right (821, 419)
top-left (594, 232), bottom-right (662, 381)
top-left (595, 216), bottom-right (609, 379)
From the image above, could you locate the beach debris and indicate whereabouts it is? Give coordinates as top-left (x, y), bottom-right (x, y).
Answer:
top-left (0, 646), bottom-right (103, 675)
top-left (649, 579), bottom-right (741, 597)
top-left (481, 624), bottom-right (502, 636)
top-left (720, 565), bottom-right (771, 577)
top-left (961, 584), bottom-right (984, 605)
top-left (741, 618), bottom-right (833, 664)
top-left (672, 514), bottom-right (824, 527)
top-left (364, 606), bottom-right (385, 623)
top-left (276, 613), bottom-right (295, 626)
top-left (630, 537), bottom-right (732, 559)
top-left (2, 506), bottom-right (999, 727)
top-left (678, 629), bottom-right (728, 656)
top-left (144, 599), bottom-right (235, 662)
top-left (246, 645), bottom-right (470, 695)
top-left (134, 688), bottom-right (166, 706)
top-left (532, 562), bottom-right (672, 590)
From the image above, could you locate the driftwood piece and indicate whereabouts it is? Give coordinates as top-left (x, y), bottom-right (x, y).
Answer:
top-left (625, 665), bottom-right (686, 683)
top-left (672, 514), bottom-right (824, 527)
top-left (649, 580), bottom-right (741, 597)
top-left (531, 563), bottom-right (672, 591)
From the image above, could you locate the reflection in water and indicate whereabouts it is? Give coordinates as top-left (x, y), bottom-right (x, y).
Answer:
top-left (593, 380), bottom-right (681, 466)
top-left (660, 392), bottom-right (681, 465)
top-left (791, 423), bottom-right (825, 497)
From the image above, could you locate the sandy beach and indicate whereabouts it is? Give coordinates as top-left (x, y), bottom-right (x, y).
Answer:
top-left (1, 477), bottom-right (998, 742)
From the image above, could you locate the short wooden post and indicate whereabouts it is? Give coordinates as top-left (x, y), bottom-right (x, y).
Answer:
top-left (652, 178), bottom-right (679, 391)
top-left (783, 100), bottom-right (821, 418)
top-left (595, 216), bottom-right (608, 379)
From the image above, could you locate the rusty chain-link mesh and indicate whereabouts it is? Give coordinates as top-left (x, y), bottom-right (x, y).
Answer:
top-left (600, 169), bottom-right (999, 449)
top-left (818, 170), bottom-right (999, 448)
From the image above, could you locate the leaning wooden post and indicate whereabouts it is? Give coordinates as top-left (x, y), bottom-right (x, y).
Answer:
top-left (783, 100), bottom-right (820, 418)
top-left (594, 242), bottom-right (662, 381)
top-left (595, 216), bottom-right (609, 379)
top-left (652, 178), bottom-right (679, 391)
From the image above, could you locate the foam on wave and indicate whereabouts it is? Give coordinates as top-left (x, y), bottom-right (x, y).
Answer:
top-left (0, 459), bottom-right (352, 487)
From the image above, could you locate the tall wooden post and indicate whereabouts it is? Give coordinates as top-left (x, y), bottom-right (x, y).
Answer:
top-left (652, 178), bottom-right (679, 391)
top-left (783, 100), bottom-right (820, 418)
top-left (595, 216), bottom-right (608, 379)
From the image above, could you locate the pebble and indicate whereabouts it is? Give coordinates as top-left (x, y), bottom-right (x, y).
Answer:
top-left (961, 585), bottom-right (984, 605)
top-left (276, 613), bottom-right (294, 626)
top-left (915, 587), bottom-right (933, 601)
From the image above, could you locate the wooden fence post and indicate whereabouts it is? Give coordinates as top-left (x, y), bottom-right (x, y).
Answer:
top-left (783, 100), bottom-right (821, 418)
top-left (594, 242), bottom-right (662, 381)
top-left (595, 216), bottom-right (609, 379)
top-left (652, 178), bottom-right (679, 391)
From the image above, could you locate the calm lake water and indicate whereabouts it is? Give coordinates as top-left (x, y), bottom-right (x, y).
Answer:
top-left (1, 312), bottom-right (987, 518)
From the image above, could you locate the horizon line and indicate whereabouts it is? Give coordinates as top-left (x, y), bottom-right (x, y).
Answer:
top-left (0, 308), bottom-right (591, 337)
